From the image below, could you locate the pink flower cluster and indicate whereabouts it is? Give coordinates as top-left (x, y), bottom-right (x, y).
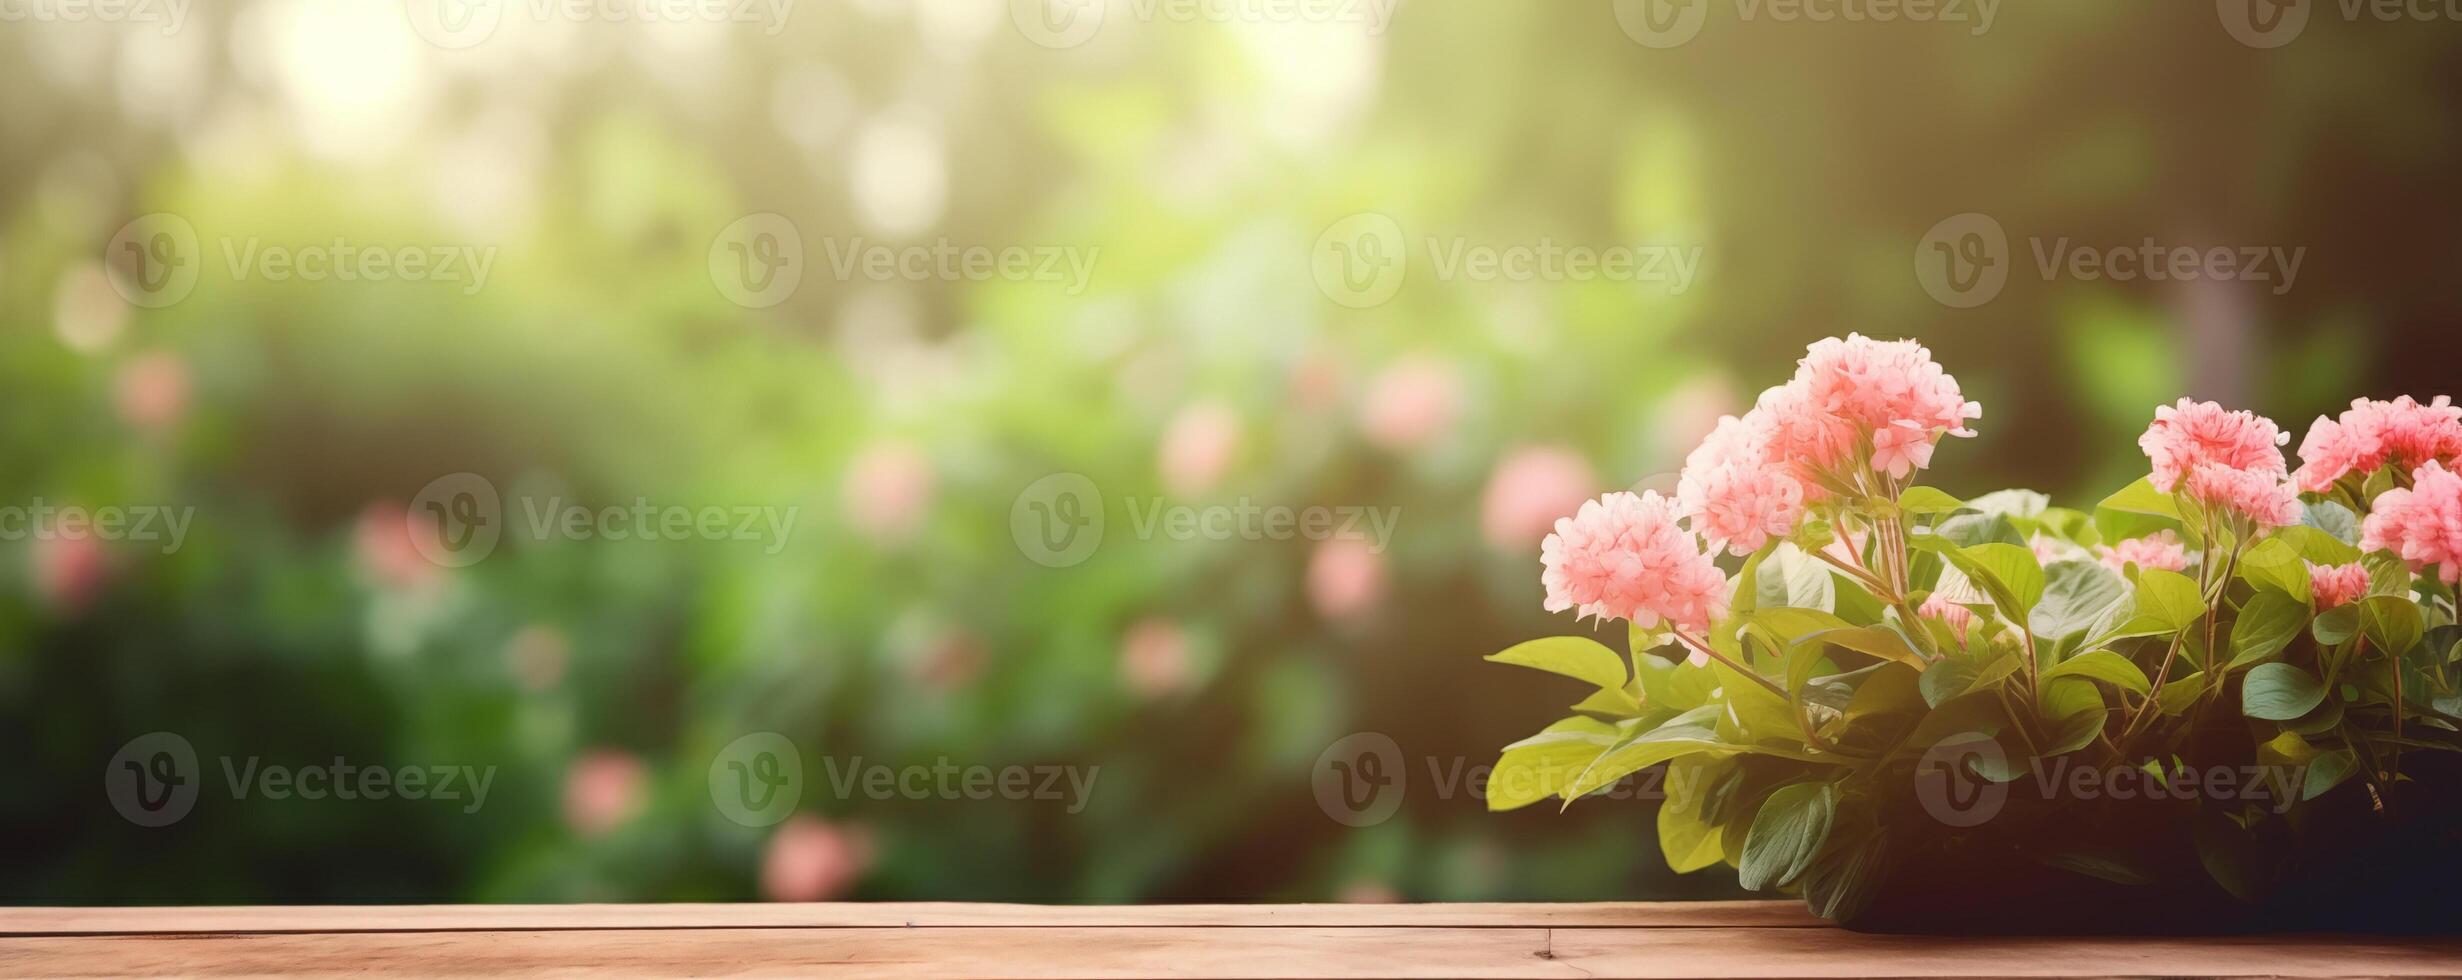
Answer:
top-left (2362, 460), bottom-right (2462, 585)
top-left (2293, 396), bottom-right (2462, 493)
top-left (1677, 414), bottom-right (1804, 556)
top-left (1540, 491), bottom-right (1729, 632)
top-left (2136, 399), bottom-right (2300, 528)
top-left (2307, 561), bottom-right (2370, 610)
top-left (1674, 336), bottom-right (1977, 554)
top-left (2096, 531), bottom-right (2190, 575)
top-left (1793, 334), bottom-right (1982, 478)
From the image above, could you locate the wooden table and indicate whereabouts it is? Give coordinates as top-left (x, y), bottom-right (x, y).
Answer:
top-left (4, 901), bottom-right (2458, 977)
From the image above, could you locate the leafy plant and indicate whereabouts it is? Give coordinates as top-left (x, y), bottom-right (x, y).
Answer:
top-left (1486, 337), bottom-right (2462, 923)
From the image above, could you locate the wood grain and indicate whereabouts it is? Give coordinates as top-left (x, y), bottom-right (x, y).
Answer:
top-left (1, 904), bottom-right (2455, 979)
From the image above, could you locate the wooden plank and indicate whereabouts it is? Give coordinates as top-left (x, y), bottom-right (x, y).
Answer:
top-left (0, 901), bottom-right (1817, 935)
top-left (4, 924), bottom-right (2460, 979)
top-left (0, 927), bottom-right (1572, 979)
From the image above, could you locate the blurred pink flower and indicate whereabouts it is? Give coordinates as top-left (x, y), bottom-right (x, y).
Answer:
top-left (1918, 591), bottom-right (1976, 644)
top-left (2363, 460), bottom-right (2462, 585)
top-left (562, 749), bottom-right (647, 839)
top-left (1676, 414), bottom-right (1803, 556)
top-left (355, 502), bottom-right (445, 592)
top-left (1337, 880), bottom-right (1401, 904)
top-left (1159, 401), bottom-right (1241, 496)
top-left (114, 349), bottom-right (190, 435)
top-left (30, 529), bottom-right (108, 614)
top-left (1653, 375), bottom-right (1738, 464)
top-left (1540, 491), bottom-right (1727, 633)
top-left (1481, 446), bottom-right (1597, 553)
top-left (2096, 531), bottom-right (2190, 576)
top-left (505, 624), bottom-right (569, 692)
top-left (2027, 532), bottom-right (2076, 566)
top-left (2308, 561), bottom-right (2370, 610)
top-left (1286, 345), bottom-right (1346, 416)
top-left (1359, 356), bottom-right (1461, 453)
top-left (1119, 617), bottom-right (1193, 698)
top-left (762, 815), bottom-right (872, 902)
top-left (2293, 396), bottom-right (2462, 492)
top-left (1308, 536), bottom-right (1387, 621)
top-left (910, 628), bottom-right (985, 692)
top-left (841, 442), bottom-right (935, 543)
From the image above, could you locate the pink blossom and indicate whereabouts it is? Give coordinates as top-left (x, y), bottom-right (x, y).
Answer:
top-left (2307, 561), bottom-right (2370, 610)
top-left (2293, 396), bottom-right (2462, 492)
top-left (1482, 446), bottom-right (1598, 552)
top-left (1653, 374), bottom-right (1739, 464)
top-left (2137, 398), bottom-right (2290, 493)
top-left (1918, 591), bottom-right (1976, 643)
top-left (2183, 461), bottom-right (2303, 528)
top-left (1119, 617), bottom-right (1193, 698)
top-left (762, 815), bottom-right (871, 902)
top-left (2362, 460), bottom-right (2462, 585)
top-left (1791, 334), bottom-right (1980, 474)
top-left (355, 502), bottom-right (445, 592)
top-left (1539, 491), bottom-right (1728, 633)
top-left (1159, 401), bottom-right (1241, 496)
top-left (2096, 531), bottom-right (2190, 575)
top-left (2027, 532), bottom-right (2078, 566)
top-left (1751, 381), bottom-right (1858, 486)
top-left (30, 530), bottom-right (108, 614)
top-left (114, 350), bottom-right (190, 435)
top-left (1308, 535), bottom-right (1387, 621)
top-left (842, 442), bottom-right (935, 543)
top-left (1359, 355), bottom-right (1462, 453)
top-left (562, 749), bottom-right (647, 839)
top-left (1676, 414), bottom-right (1804, 556)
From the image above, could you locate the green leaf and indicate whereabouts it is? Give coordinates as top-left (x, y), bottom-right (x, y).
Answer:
top-left (2044, 851), bottom-right (2153, 886)
top-left (2275, 524), bottom-right (2361, 567)
top-left (2037, 677), bottom-right (2110, 755)
top-left (1798, 831), bottom-right (1887, 922)
top-left (1488, 717), bottom-right (1621, 811)
top-left (1488, 636), bottom-right (1628, 693)
top-left (1569, 686), bottom-right (1643, 718)
top-left (1968, 488), bottom-right (2052, 520)
top-left (1968, 543), bottom-right (2047, 614)
top-left (2242, 663), bottom-right (2327, 721)
top-left (2301, 749), bottom-right (2357, 801)
top-left (1897, 485), bottom-right (1965, 516)
top-left (2156, 670), bottom-right (2207, 716)
top-left (2041, 650), bottom-right (2152, 695)
top-left (1711, 660), bottom-right (1800, 746)
top-left (1564, 705), bottom-right (1735, 800)
top-left (2226, 589), bottom-right (2309, 670)
top-left (1918, 652), bottom-right (2021, 708)
top-left (2303, 500), bottom-right (2363, 547)
top-left (2132, 569), bottom-right (2205, 634)
top-left (1737, 782), bottom-right (1836, 891)
top-left (1657, 754), bottom-right (1732, 873)
top-left (2236, 537), bottom-right (2311, 603)
top-left (2360, 594), bottom-right (2425, 657)
top-left (2095, 477), bottom-right (2184, 541)
top-left (2313, 604), bottom-right (2360, 645)
top-left (2030, 560), bottom-right (2128, 640)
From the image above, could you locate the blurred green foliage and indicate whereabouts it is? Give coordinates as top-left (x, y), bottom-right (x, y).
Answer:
top-left (2, 1), bottom-right (2454, 903)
